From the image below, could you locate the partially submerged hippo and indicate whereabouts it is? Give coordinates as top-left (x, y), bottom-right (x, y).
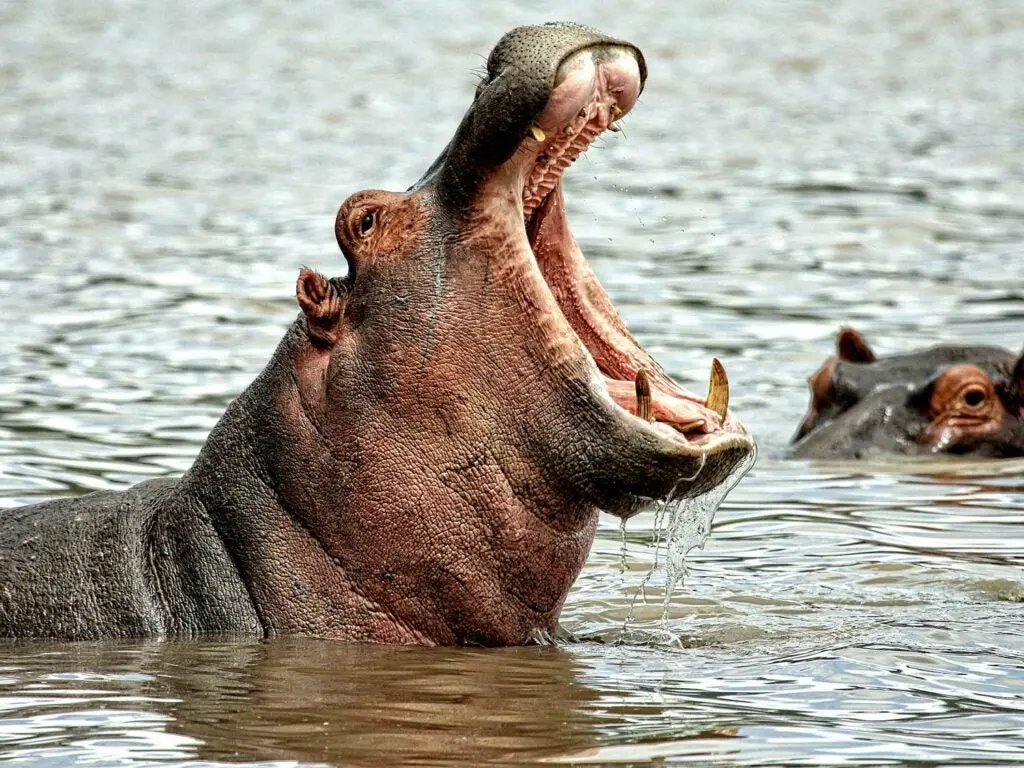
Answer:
top-left (0, 23), bottom-right (754, 644)
top-left (792, 327), bottom-right (1024, 459)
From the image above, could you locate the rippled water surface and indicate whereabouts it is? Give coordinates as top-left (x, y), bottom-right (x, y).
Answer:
top-left (2, 0), bottom-right (1023, 765)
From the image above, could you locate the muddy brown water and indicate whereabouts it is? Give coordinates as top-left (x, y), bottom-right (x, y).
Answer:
top-left (1, 0), bottom-right (1023, 765)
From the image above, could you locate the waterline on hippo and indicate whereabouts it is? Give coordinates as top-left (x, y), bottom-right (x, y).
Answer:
top-left (0, 22), bottom-right (755, 646)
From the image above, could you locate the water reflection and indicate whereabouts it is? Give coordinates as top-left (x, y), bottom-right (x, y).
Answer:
top-left (12, 633), bottom-right (1016, 767)
top-left (0, 640), bottom-right (607, 767)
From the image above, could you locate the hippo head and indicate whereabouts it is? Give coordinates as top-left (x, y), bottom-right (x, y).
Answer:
top-left (240, 24), bottom-right (753, 644)
top-left (791, 327), bottom-right (1024, 459)
top-left (310, 22), bottom-right (752, 509)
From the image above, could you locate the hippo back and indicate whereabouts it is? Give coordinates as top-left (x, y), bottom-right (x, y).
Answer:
top-left (0, 479), bottom-right (259, 639)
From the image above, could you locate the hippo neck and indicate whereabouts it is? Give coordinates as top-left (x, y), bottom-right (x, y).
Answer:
top-left (181, 321), bottom-right (599, 644)
top-left (178, 323), bottom-right (394, 640)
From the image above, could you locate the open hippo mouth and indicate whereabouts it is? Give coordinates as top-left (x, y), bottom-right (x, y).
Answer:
top-left (414, 23), bottom-right (755, 512)
top-left (519, 46), bottom-right (742, 447)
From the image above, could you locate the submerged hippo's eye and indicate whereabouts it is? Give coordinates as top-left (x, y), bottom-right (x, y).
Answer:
top-left (962, 387), bottom-right (986, 408)
top-left (359, 209), bottom-right (376, 236)
top-left (927, 365), bottom-right (998, 424)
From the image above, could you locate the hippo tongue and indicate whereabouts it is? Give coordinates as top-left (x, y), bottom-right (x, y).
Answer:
top-left (528, 183), bottom-right (725, 435)
top-left (603, 379), bottom-right (712, 434)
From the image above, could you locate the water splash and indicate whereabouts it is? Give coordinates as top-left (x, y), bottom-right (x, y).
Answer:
top-left (621, 444), bottom-right (758, 637)
top-left (659, 446), bottom-right (757, 614)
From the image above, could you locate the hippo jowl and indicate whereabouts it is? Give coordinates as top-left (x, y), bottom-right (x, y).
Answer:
top-left (0, 23), bottom-right (754, 645)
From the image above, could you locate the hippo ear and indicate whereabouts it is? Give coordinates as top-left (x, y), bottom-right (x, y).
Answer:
top-left (296, 268), bottom-right (345, 346)
top-left (837, 327), bottom-right (877, 363)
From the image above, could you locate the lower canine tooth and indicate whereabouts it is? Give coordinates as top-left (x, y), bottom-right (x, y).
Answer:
top-left (529, 124), bottom-right (546, 142)
top-left (635, 369), bottom-right (653, 422)
top-left (706, 358), bottom-right (730, 420)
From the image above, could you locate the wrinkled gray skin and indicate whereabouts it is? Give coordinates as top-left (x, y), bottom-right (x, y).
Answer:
top-left (791, 328), bottom-right (1024, 460)
top-left (0, 23), bottom-right (752, 643)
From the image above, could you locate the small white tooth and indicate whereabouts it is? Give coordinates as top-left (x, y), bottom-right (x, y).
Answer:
top-left (530, 124), bottom-right (546, 142)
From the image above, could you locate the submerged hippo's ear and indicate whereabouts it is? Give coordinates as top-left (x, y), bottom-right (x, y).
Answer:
top-left (837, 327), bottom-right (877, 364)
top-left (296, 268), bottom-right (345, 346)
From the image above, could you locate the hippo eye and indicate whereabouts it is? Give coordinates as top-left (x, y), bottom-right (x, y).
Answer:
top-left (359, 210), bottom-right (376, 236)
top-left (962, 387), bottom-right (986, 408)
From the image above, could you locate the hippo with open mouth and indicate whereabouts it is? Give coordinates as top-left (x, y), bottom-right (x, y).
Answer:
top-left (0, 23), bottom-right (754, 645)
top-left (792, 327), bottom-right (1024, 459)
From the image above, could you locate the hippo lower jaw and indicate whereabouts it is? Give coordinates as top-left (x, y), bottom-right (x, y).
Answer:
top-left (528, 188), bottom-right (744, 443)
top-left (473, 41), bottom-right (754, 512)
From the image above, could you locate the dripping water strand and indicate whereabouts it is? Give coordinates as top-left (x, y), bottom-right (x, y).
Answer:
top-left (618, 516), bottom-right (628, 574)
top-left (622, 498), bottom-right (666, 635)
top-left (620, 444), bottom-right (758, 641)
top-left (621, 459), bottom-right (699, 635)
top-left (659, 445), bottom-right (758, 622)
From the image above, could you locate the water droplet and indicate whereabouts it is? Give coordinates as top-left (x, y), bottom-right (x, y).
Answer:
top-left (618, 515), bottom-right (628, 574)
